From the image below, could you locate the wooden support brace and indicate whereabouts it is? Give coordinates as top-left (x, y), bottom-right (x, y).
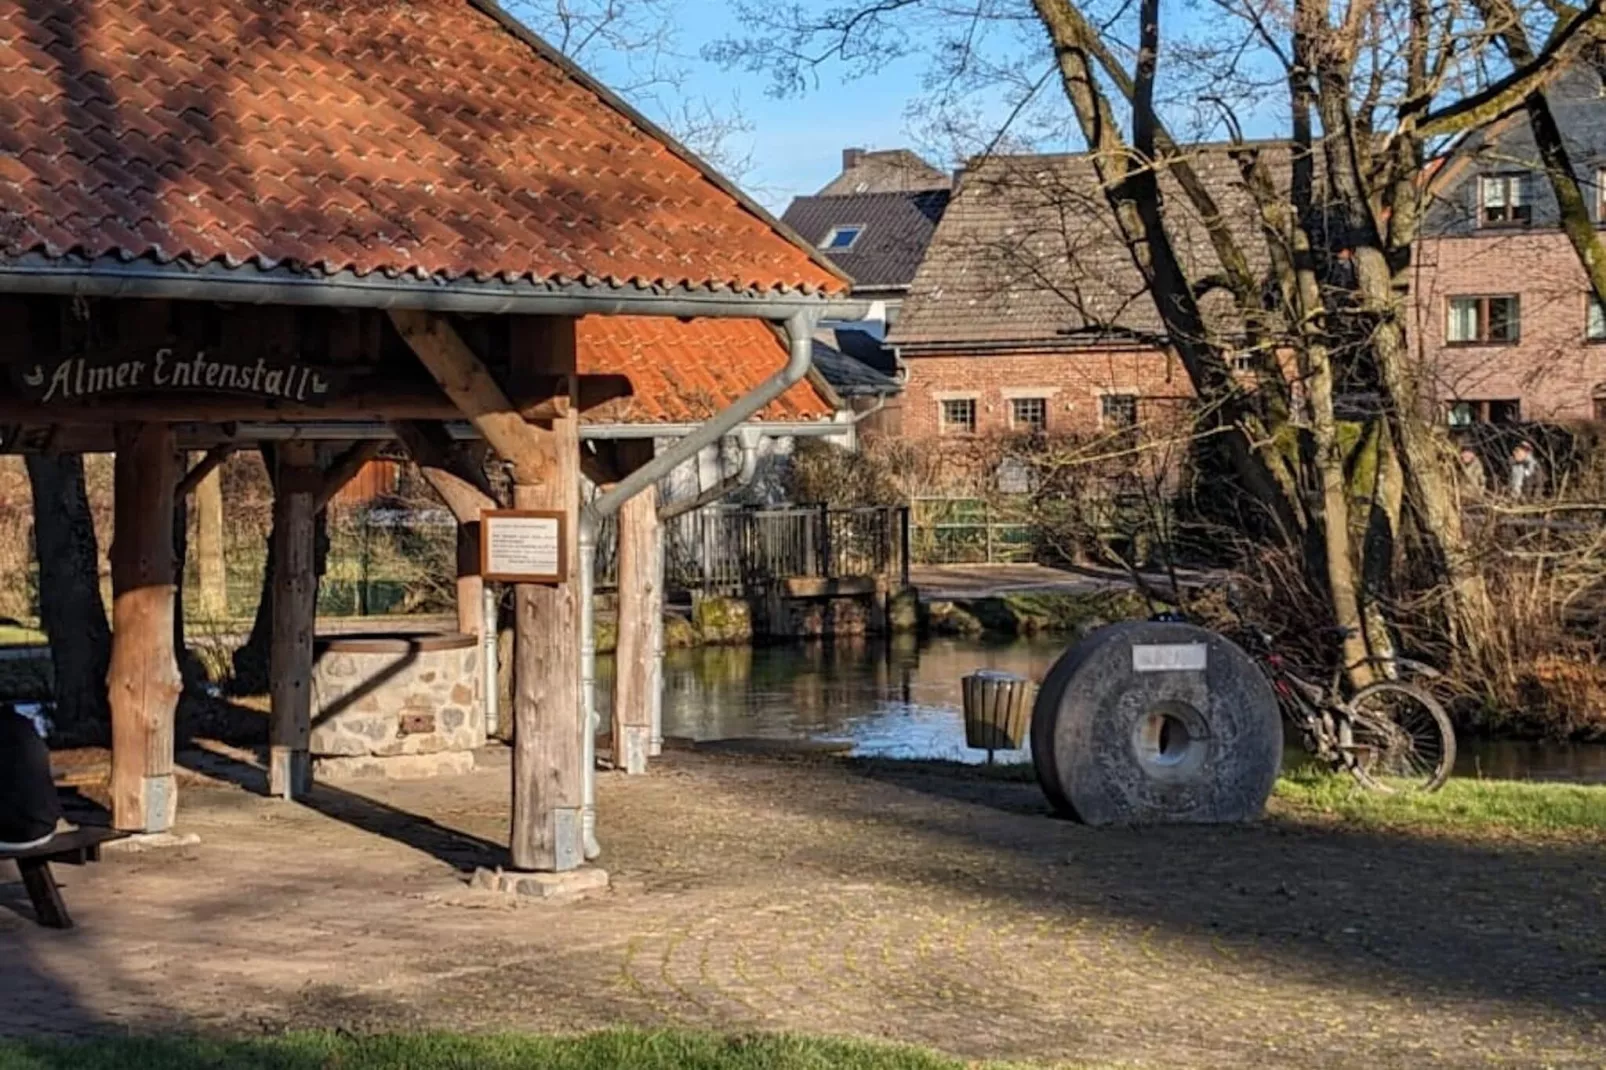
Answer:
top-left (390, 310), bottom-right (584, 873)
top-left (269, 440), bottom-right (319, 800)
top-left (109, 423), bottom-right (182, 834)
top-left (314, 440), bottom-right (387, 512)
top-left (393, 420), bottom-right (499, 637)
top-left (176, 443), bottom-right (237, 499)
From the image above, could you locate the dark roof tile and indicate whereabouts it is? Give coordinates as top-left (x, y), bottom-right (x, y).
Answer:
top-left (781, 189), bottom-right (951, 291)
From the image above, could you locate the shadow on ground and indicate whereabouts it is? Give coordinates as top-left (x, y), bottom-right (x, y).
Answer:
top-left (737, 754), bottom-right (1606, 1022)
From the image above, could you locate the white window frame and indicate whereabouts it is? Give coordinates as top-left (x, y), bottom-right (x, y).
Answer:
top-left (1590, 294), bottom-right (1606, 342)
top-left (1479, 173), bottom-right (1532, 226)
top-left (938, 396), bottom-right (977, 435)
top-left (821, 225), bottom-right (864, 251)
top-left (1008, 395), bottom-right (1048, 432)
top-left (1097, 392), bottom-right (1140, 430)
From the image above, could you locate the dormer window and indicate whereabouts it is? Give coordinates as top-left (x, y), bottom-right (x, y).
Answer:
top-left (1480, 173), bottom-right (1532, 226)
top-left (821, 225), bottom-right (864, 250)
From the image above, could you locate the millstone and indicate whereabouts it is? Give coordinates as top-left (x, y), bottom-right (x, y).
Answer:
top-left (1030, 620), bottom-right (1281, 824)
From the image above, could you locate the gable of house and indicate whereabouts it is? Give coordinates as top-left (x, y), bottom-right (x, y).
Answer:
top-left (888, 144), bottom-right (1299, 353)
top-left (1425, 65), bottom-right (1606, 237)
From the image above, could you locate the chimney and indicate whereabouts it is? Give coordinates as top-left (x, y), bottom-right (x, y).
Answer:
top-left (842, 147), bottom-right (865, 172)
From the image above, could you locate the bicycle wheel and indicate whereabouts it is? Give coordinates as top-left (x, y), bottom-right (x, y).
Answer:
top-left (1345, 681), bottom-right (1456, 793)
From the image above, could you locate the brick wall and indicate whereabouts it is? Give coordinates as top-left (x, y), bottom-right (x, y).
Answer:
top-left (897, 346), bottom-right (1192, 438)
top-left (1415, 231), bottom-right (1606, 422)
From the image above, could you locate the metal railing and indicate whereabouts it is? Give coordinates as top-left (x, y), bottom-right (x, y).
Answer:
top-left (595, 504), bottom-right (910, 596)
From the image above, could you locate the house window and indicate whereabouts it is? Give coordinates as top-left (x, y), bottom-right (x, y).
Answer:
top-left (940, 397), bottom-right (976, 435)
top-left (1447, 295), bottom-right (1520, 344)
top-left (1009, 396), bottom-right (1047, 432)
top-left (1590, 295), bottom-right (1606, 341)
top-left (1479, 173), bottom-right (1532, 226)
top-left (1099, 393), bottom-right (1139, 430)
top-left (1447, 399), bottom-right (1521, 426)
top-left (821, 225), bottom-right (863, 250)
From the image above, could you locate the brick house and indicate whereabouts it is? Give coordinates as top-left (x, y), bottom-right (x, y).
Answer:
top-left (885, 152), bottom-right (1247, 441)
top-left (1416, 64), bottom-right (1606, 426)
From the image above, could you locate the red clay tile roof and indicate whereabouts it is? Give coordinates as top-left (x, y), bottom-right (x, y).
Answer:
top-left (0, 0), bottom-right (846, 297)
top-left (578, 317), bottom-right (835, 424)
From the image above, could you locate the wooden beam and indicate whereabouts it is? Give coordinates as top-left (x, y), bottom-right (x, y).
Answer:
top-left (269, 440), bottom-right (319, 800)
top-left (509, 316), bottom-right (584, 872)
top-left (176, 444), bottom-right (237, 499)
top-left (313, 440), bottom-right (386, 512)
top-left (387, 310), bottom-right (556, 485)
top-left (108, 424), bottom-right (182, 833)
top-left (612, 480), bottom-right (660, 776)
top-left (0, 375), bottom-right (632, 426)
top-left (393, 420), bottom-right (499, 637)
top-left (389, 311), bottom-right (585, 872)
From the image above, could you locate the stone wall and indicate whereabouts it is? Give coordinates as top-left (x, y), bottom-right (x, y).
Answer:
top-left (308, 633), bottom-right (483, 780)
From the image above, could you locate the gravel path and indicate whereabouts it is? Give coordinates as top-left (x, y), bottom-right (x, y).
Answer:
top-left (3, 748), bottom-right (1603, 1067)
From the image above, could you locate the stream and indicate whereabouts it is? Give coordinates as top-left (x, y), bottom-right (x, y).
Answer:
top-left (598, 635), bottom-right (1606, 784)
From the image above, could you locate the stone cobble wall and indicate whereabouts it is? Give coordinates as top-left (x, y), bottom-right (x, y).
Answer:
top-left (308, 641), bottom-right (482, 778)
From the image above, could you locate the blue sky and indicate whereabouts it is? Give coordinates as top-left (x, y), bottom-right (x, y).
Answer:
top-left (550, 5), bottom-right (937, 213)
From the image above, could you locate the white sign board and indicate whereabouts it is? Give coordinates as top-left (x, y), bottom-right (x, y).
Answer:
top-left (1132, 643), bottom-right (1209, 673)
top-left (481, 510), bottom-right (566, 584)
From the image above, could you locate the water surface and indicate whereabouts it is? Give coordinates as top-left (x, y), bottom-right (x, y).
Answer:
top-left (600, 636), bottom-right (1606, 784)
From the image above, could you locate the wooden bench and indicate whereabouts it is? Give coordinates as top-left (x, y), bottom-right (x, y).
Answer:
top-left (1, 827), bottom-right (126, 929)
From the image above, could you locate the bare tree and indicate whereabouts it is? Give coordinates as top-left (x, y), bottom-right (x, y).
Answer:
top-left (712, 0), bottom-right (1605, 675)
top-left (509, 0), bottom-right (757, 182)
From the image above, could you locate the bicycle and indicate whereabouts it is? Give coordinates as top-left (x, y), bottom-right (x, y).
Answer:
top-left (1147, 604), bottom-right (1457, 792)
top-left (1236, 621), bottom-right (1457, 793)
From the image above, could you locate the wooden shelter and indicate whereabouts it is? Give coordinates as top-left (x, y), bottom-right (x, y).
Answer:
top-left (0, 0), bottom-right (854, 874)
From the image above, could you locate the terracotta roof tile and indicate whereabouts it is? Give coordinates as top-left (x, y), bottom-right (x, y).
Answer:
top-left (578, 316), bottom-right (835, 425)
top-left (0, 0), bottom-right (846, 296)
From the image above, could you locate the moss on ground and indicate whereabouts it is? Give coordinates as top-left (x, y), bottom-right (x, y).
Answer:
top-left (0, 1029), bottom-right (1050, 1070)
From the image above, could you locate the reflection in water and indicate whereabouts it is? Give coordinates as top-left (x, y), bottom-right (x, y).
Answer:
top-left (598, 637), bottom-right (1606, 782)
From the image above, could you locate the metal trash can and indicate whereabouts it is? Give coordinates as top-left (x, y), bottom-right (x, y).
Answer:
top-left (962, 670), bottom-right (1035, 760)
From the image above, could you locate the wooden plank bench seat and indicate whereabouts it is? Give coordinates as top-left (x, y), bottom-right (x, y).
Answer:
top-left (1, 827), bottom-right (127, 929)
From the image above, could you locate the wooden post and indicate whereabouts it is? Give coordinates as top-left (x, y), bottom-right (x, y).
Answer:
top-left (269, 440), bottom-right (319, 800)
top-left (108, 424), bottom-right (182, 833)
top-left (510, 316), bottom-right (583, 871)
top-left (612, 445), bottom-right (660, 775)
top-left (390, 311), bottom-right (584, 873)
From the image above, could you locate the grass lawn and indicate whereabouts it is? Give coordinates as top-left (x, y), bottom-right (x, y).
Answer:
top-left (0, 1030), bottom-right (1046, 1070)
top-left (1272, 765), bottom-right (1606, 835)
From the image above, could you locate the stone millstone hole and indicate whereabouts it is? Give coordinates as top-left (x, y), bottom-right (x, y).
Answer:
top-left (1133, 700), bottom-right (1208, 772)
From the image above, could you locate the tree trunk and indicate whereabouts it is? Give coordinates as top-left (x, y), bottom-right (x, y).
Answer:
top-left (194, 462), bottom-right (228, 619)
top-left (25, 453), bottom-right (113, 745)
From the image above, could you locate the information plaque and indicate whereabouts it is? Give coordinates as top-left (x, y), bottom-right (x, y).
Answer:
top-left (480, 509), bottom-right (567, 584)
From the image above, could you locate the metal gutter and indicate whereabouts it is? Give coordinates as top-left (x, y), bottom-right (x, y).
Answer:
top-left (573, 311), bottom-right (820, 860)
top-left (0, 256), bottom-right (869, 321)
top-left (225, 419), bottom-right (855, 442)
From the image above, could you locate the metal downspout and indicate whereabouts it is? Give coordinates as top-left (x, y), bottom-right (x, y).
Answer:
top-left (576, 311), bottom-right (819, 860)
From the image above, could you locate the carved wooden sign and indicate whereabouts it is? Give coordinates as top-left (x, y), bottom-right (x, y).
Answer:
top-left (12, 347), bottom-right (340, 406)
top-left (481, 509), bottom-right (567, 585)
